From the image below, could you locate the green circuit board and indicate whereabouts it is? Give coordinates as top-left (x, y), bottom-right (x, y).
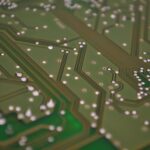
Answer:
top-left (0, 0), bottom-right (150, 150)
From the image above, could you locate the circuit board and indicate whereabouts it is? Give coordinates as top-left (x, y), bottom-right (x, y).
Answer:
top-left (0, 0), bottom-right (150, 150)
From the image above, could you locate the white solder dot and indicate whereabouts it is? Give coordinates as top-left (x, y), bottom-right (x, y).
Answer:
top-left (1, 53), bottom-right (4, 56)
top-left (42, 60), bottom-right (47, 64)
top-left (124, 110), bottom-right (130, 115)
top-left (27, 86), bottom-right (34, 91)
top-left (48, 125), bottom-right (55, 131)
top-left (80, 100), bottom-right (85, 105)
top-left (27, 48), bottom-right (31, 52)
top-left (48, 136), bottom-right (54, 143)
top-left (97, 52), bottom-right (101, 55)
top-left (99, 128), bottom-right (106, 134)
top-left (29, 97), bottom-right (34, 102)
top-left (48, 45), bottom-right (53, 50)
top-left (60, 110), bottom-right (66, 115)
top-left (65, 73), bottom-right (70, 77)
top-left (144, 120), bottom-right (149, 126)
top-left (32, 90), bottom-right (39, 96)
top-left (1, 14), bottom-right (6, 18)
top-left (16, 72), bottom-right (22, 77)
top-left (43, 25), bottom-right (48, 29)
top-left (74, 76), bottom-right (79, 80)
top-left (67, 67), bottom-right (71, 70)
top-left (91, 122), bottom-right (97, 128)
top-left (35, 42), bottom-right (39, 45)
top-left (122, 43), bottom-right (127, 47)
top-left (18, 113), bottom-right (24, 120)
top-left (9, 105), bottom-right (14, 111)
top-left (95, 91), bottom-right (100, 95)
top-left (49, 74), bottom-right (54, 78)
top-left (62, 80), bottom-right (67, 84)
top-left (92, 103), bottom-right (97, 108)
top-left (40, 105), bottom-right (46, 111)
top-left (0, 118), bottom-right (6, 125)
top-left (105, 133), bottom-right (112, 139)
top-left (21, 77), bottom-right (27, 82)
top-left (25, 146), bottom-right (33, 150)
top-left (47, 99), bottom-right (55, 108)
top-left (16, 65), bottom-right (20, 69)
top-left (30, 116), bottom-right (36, 121)
top-left (132, 110), bottom-right (137, 115)
top-left (45, 110), bottom-right (51, 115)
top-left (35, 26), bottom-right (39, 30)
top-left (16, 106), bottom-right (21, 112)
top-left (56, 126), bottom-right (63, 132)
top-left (25, 109), bottom-right (32, 117)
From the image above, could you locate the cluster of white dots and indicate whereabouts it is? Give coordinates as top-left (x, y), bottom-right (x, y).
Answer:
top-left (133, 68), bottom-right (150, 100)
top-left (64, 0), bottom-right (81, 10)
top-left (139, 51), bottom-right (150, 63)
top-left (0, 0), bottom-right (18, 9)
top-left (40, 99), bottom-right (55, 116)
top-left (39, 1), bottom-right (56, 12)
